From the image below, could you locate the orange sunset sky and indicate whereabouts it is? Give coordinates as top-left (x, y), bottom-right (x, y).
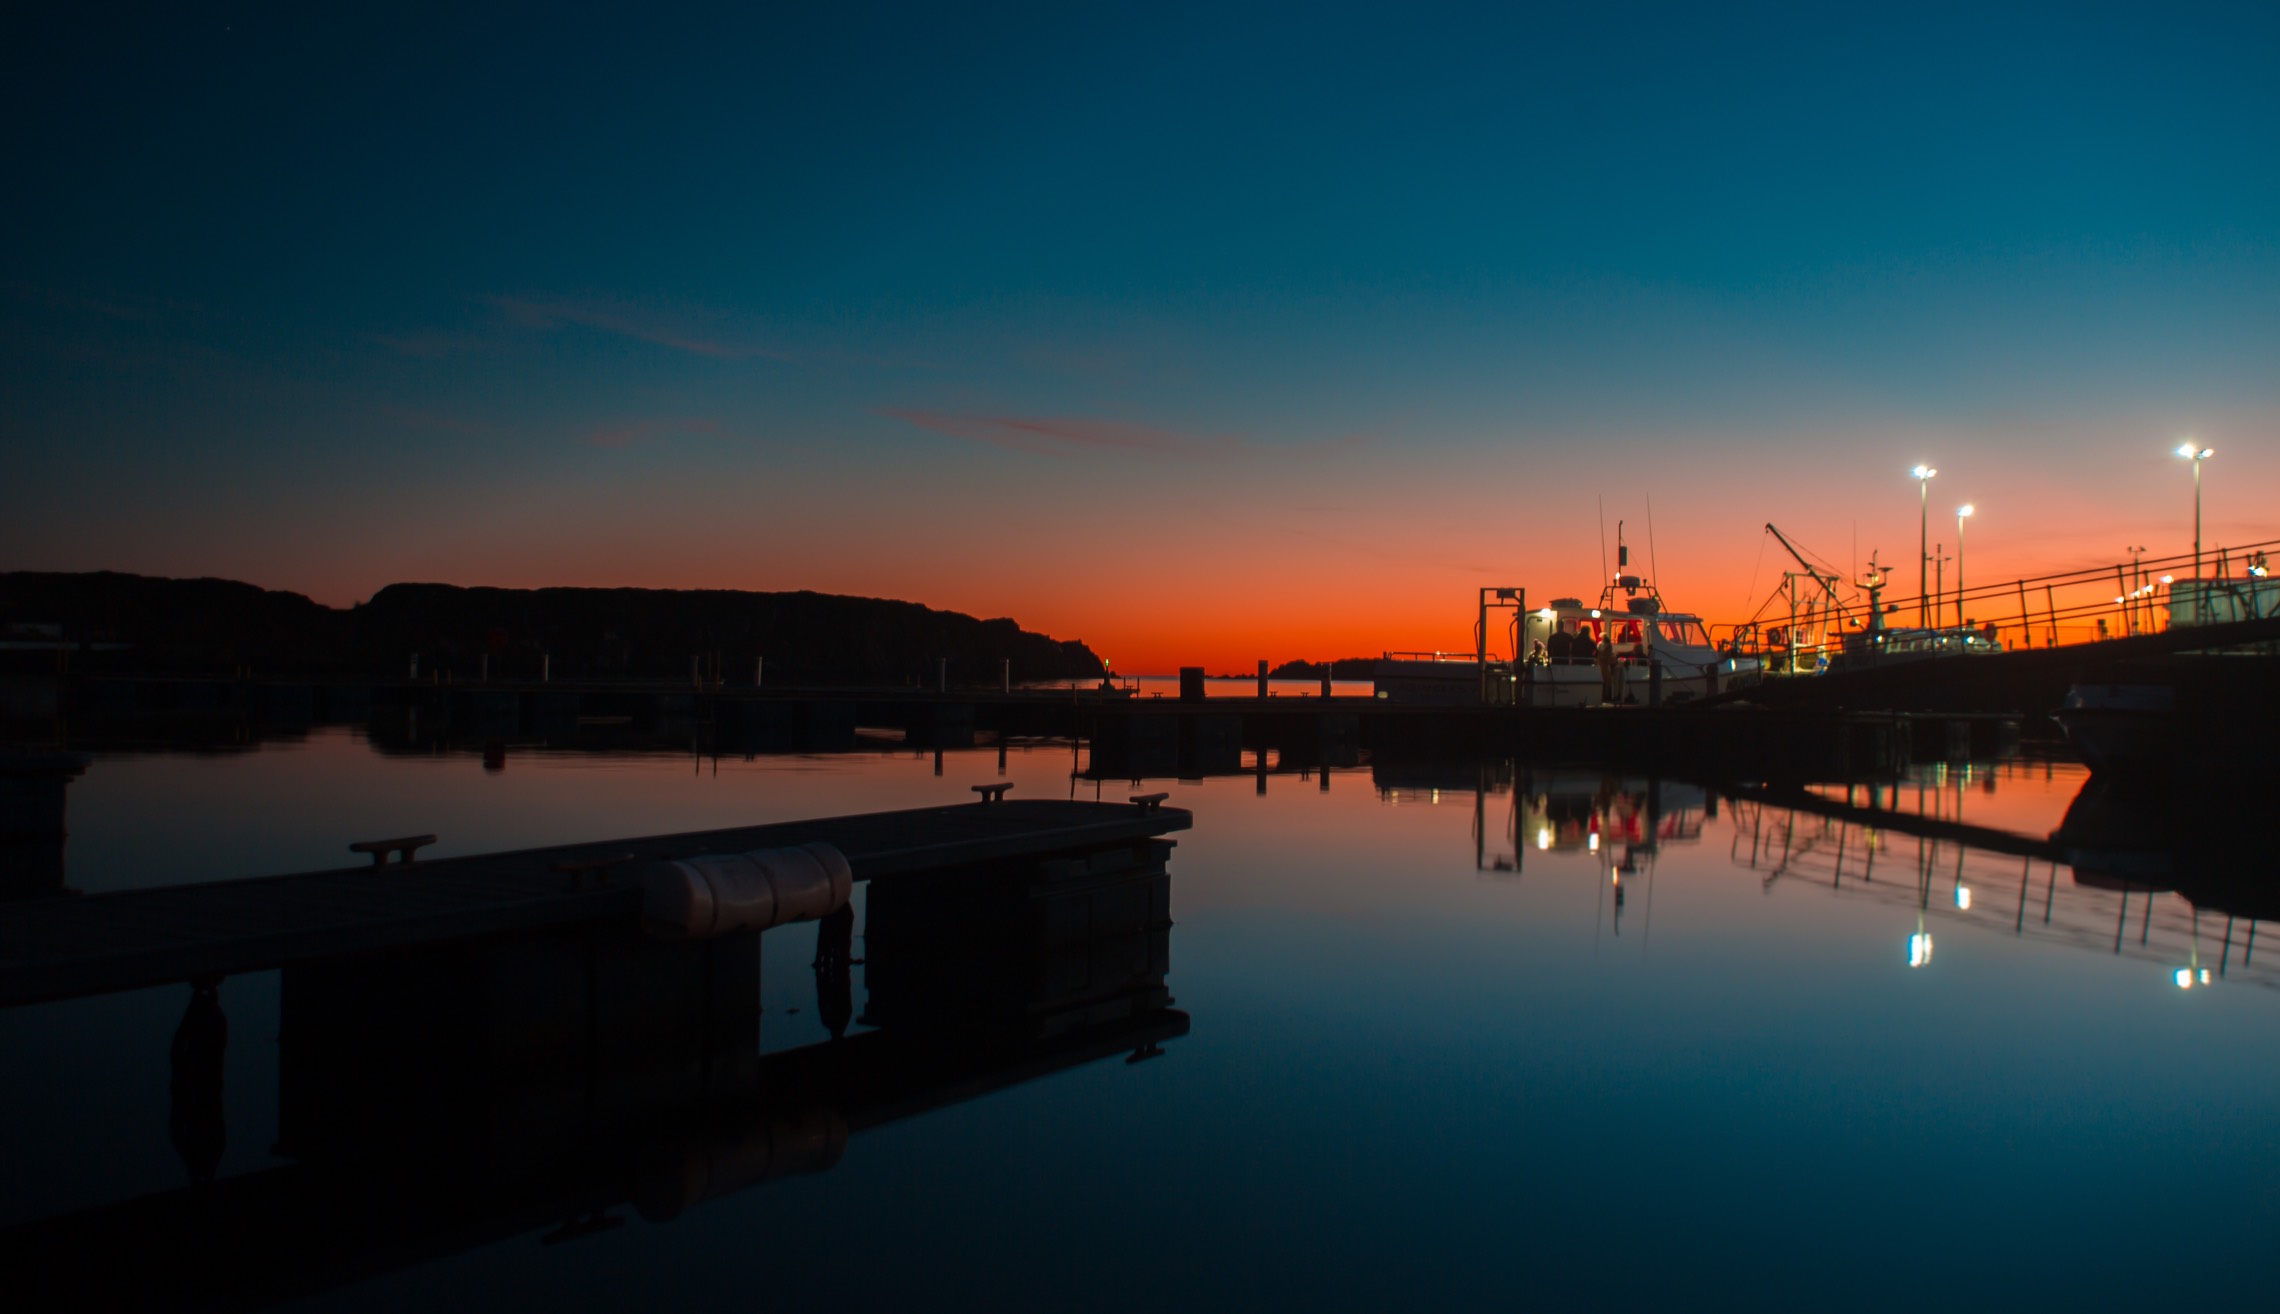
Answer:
top-left (6, 9), bottom-right (2276, 673)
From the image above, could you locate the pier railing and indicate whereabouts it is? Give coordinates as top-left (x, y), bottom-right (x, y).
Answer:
top-left (1732, 537), bottom-right (2280, 669)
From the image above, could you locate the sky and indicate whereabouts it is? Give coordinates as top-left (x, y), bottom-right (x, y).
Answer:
top-left (5, 2), bottom-right (2277, 671)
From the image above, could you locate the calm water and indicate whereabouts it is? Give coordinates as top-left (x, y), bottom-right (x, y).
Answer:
top-left (4, 729), bottom-right (2276, 1310)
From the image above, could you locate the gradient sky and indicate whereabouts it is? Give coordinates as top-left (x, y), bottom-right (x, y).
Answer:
top-left (6, 3), bottom-right (2277, 671)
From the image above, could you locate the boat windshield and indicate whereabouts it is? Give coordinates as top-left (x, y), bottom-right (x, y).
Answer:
top-left (1655, 618), bottom-right (1710, 647)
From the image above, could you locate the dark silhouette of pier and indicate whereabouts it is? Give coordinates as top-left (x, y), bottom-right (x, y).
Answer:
top-left (0, 826), bottom-right (1186, 1309)
top-left (1733, 612), bottom-right (2280, 717)
top-left (0, 797), bottom-right (1189, 1007)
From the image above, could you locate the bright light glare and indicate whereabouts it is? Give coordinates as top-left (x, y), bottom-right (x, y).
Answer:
top-left (1537, 826), bottom-right (1551, 851)
top-left (1955, 886), bottom-right (1972, 910)
top-left (1587, 833), bottom-right (1600, 852)
top-left (1908, 933), bottom-right (1934, 968)
top-left (1912, 464), bottom-right (1936, 479)
top-left (2175, 968), bottom-right (2194, 989)
top-left (1958, 504), bottom-right (1974, 518)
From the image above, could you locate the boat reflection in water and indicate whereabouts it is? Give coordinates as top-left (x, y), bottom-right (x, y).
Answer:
top-left (0, 844), bottom-right (1184, 1308)
top-left (1419, 755), bottom-right (2277, 994)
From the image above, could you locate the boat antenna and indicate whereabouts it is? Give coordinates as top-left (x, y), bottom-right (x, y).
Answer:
top-left (1646, 493), bottom-right (1662, 593)
top-left (1598, 496), bottom-right (1610, 586)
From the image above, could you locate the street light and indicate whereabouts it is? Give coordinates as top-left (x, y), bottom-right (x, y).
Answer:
top-left (1956, 505), bottom-right (1973, 629)
top-left (1912, 465), bottom-right (1937, 627)
top-left (2175, 443), bottom-right (2213, 577)
top-left (2125, 544), bottom-right (2147, 634)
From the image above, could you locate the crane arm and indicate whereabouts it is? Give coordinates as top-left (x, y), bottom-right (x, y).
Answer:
top-left (1763, 523), bottom-right (1840, 593)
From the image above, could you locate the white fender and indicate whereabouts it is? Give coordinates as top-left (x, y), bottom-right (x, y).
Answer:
top-left (641, 841), bottom-right (852, 939)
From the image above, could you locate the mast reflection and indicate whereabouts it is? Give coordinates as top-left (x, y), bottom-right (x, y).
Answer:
top-left (1437, 754), bottom-right (2275, 993)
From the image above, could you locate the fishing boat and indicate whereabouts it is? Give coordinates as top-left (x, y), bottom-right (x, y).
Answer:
top-left (1814, 558), bottom-right (2008, 674)
top-left (1515, 581), bottom-right (1759, 707)
top-left (1375, 566), bottom-right (1760, 707)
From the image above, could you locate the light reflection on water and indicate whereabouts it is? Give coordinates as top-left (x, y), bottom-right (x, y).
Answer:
top-left (2, 728), bottom-right (2276, 1310)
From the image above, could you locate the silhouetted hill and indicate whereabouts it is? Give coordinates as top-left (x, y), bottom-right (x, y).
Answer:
top-left (1269, 657), bottom-right (1380, 679)
top-left (0, 572), bottom-right (1104, 684)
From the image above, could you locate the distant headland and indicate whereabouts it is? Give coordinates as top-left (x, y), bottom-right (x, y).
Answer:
top-left (0, 572), bottom-right (1105, 685)
top-left (1267, 657), bottom-right (1379, 680)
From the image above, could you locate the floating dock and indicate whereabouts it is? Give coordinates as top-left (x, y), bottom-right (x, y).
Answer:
top-left (0, 796), bottom-right (1190, 1007)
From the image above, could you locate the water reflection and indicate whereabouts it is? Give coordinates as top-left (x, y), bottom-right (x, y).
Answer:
top-left (6, 727), bottom-right (2277, 1311)
top-left (0, 839), bottom-right (1184, 1307)
top-left (1391, 753), bottom-right (2280, 994)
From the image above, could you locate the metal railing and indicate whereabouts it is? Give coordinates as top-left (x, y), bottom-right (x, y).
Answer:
top-left (1725, 537), bottom-right (2280, 669)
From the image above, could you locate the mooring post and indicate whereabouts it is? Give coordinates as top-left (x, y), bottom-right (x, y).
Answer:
top-left (1256, 659), bottom-right (1268, 699)
top-left (1320, 666), bottom-right (1332, 699)
top-left (542, 653), bottom-right (551, 683)
top-left (756, 655), bottom-right (764, 688)
top-left (1002, 657), bottom-right (1010, 694)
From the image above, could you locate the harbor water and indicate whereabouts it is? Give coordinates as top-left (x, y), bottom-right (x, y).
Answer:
top-left (2, 727), bottom-right (2274, 1310)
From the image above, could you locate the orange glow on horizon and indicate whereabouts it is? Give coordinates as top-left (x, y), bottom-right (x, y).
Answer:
top-left (54, 410), bottom-right (2279, 678)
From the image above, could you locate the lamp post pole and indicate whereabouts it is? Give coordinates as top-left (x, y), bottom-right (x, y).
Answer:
top-left (1956, 505), bottom-right (1974, 630)
top-left (2176, 444), bottom-right (2212, 577)
top-left (1913, 466), bottom-right (1936, 627)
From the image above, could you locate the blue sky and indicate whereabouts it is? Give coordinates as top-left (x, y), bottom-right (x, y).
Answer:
top-left (6, 2), bottom-right (2277, 664)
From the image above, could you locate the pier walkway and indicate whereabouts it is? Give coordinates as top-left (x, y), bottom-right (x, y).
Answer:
top-left (0, 797), bottom-right (1189, 1008)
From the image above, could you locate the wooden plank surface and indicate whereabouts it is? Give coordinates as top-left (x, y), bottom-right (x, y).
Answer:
top-left (0, 798), bottom-right (1189, 1007)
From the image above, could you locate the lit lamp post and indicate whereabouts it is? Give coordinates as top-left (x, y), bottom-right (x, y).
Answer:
top-left (1955, 505), bottom-right (1973, 630)
top-left (1913, 465), bottom-right (1937, 627)
top-left (2175, 443), bottom-right (2212, 577)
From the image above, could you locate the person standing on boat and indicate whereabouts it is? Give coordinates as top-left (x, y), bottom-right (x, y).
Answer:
top-left (1595, 633), bottom-right (1619, 704)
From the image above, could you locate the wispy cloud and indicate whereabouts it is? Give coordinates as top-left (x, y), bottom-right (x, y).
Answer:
top-left (585, 416), bottom-right (725, 449)
top-left (877, 408), bottom-right (1240, 458)
top-left (489, 295), bottom-right (787, 360)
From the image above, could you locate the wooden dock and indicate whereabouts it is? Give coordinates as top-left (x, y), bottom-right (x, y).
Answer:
top-left (0, 797), bottom-right (1190, 1008)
